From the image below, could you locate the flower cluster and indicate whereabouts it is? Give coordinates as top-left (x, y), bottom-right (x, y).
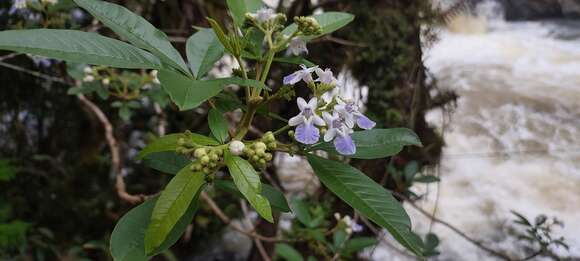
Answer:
top-left (176, 133), bottom-right (224, 175)
top-left (285, 65), bottom-right (375, 155)
top-left (334, 213), bottom-right (363, 234)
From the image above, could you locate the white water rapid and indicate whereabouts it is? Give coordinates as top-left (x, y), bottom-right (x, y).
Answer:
top-left (367, 1), bottom-right (580, 260)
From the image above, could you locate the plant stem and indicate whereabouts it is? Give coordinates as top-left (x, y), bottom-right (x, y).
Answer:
top-left (235, 55), bottom-right (250, 101)
top-left (234, 102), bottom-right (259, 140)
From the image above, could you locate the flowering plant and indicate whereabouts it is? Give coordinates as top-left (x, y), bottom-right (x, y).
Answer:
top-left (0, 0), bottom-right (427, 259)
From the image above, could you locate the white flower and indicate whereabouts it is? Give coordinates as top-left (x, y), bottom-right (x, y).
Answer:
top-left (287, 38), bottom-right (308, 56)
top-left (229, 140), bottom-right (245, 156)
top-left (315, 68), bottom-right (337, 86)
top-left (102, 78), bottom-right (110, 85)
top-left (150, 70), bottom-right (160, 84)
top-left (13, 0), bottom-right (26, 9)
top-left (83, 75), bottom-right (94, 82)
top-left (253, 8), bottom-right (276, 23)
top-left (283, 64), bottom-right (317, 85)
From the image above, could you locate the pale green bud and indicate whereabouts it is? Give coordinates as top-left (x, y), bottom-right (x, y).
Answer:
top-left (264, 153), bottom-right (273, 161)
top-left (201, 155), bottom-right (210, 164)
top-left (254, 142), bottom-right (267, 151)
top-left (194, 148), bottom-right (207, 158)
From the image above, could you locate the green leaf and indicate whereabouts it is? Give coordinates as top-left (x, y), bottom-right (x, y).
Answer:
top-left (226, 0), bottom-right (263, 26)
top-left (206, 18), bottom-right (231, 51)
top-left (159, 70), bottom-right (269, 111)
top-left (282, 12), bottom-right (355, 41)
top-left (214, 180), bottom-right (290, 213)
top-left (110, 196), bottom-right (201, 261)
top-left (0, 160), bottom-right (17, 182)
top-left (144, 164), bottom-right (206, 255)
top-left (224, 153), bottom-right (273, 223)
top-left (291, 198), bottom-right (312, 227)
top-left (275, 243), bottom-right (304, 261)
top-left (307, 155), bottom-right (424, 256)
top-left (137, 133), bottom-right (218, 160)
top-left (142, 152), bottom-right (190, 175)
top-left (214, 92), bottom-right (244, 112)
top-left (341, 237), bottom-right (378, 256)
top-left (208, 108), bottom-right (229, 144)
top-left (74, 0), bottom-right (190, 75)
top-left (312, 128), bottom-right (422, 159)
top-left (186, 28), bottom-right (225, 79)
top-left (413, 175), bottom-right (440, 183)
top-left (0, 29), bottom-right (161, 69)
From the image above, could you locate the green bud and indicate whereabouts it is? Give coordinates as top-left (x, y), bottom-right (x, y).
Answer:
top-left (202, 167), bottom-right (211, 174)
top-left (294, 16), bottom-right (322, 36)
top-left (201, 155), bottom-right (210, 164)
top-left (209, 162), bottom-right (217, 168)
top-left (258, 159), bottom-right (266, 165)
top-left (252, 155), bottom-right (260, 162)
top-left (263, 131), bottom-right (275, 143)
top-left (264, 153), bottom-right (273, 161)
top-left (288, 130), bottom-right (295, 138)
top-left (320, 127), bottom-right (327, 135)
top-left (267, 142), bottom-right (277, 150)
top-left (192, 164), bottom-right (202, 172)
top-left (256, 148), bottom-right (265, 157)
top-left (210, 153), bottom-right (219, 162)
top-left (194, 148), bottom-right (207, 158)
top-left (254, 142), bottom-right (267, 150)
top-left (177, 138), bottom-right (186, 146)
top-left (275, 13), bottom-right (287, 25)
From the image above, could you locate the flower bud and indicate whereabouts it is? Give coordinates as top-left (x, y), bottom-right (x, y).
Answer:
top-left (294, 16), bottom-right (322, 36)
top-left (252, 155), bottom-right (260, 162)
top-left (194, 148), bottom-right (207, 158)
top-left (209, 153), bottom-right (219, 162)
top-left (102, 78), bottom-right (110, 85)
top-left (209, 162), bottom-right (217, 168)
top-left (267, 142), bottom-right (277, 150)
top-left (83, 75), bottom-right (95, 82)
top-left (255, 148), bottom-right (265, 157)
top-left (83, 66), bottom-right (92, 74)
top-left (258, 159), bottom-right (266, 166)
top-left (229, 140), bottom-right (245, 156)
top-left (263, 131), bottom-right (275, 143)
top-left (201, 155), bottom-right (210, 164)
top-left (177, 138), bottom-right (186, 146)
top-left (254, 142), bottom-right (267, 151)
top-left (202, 167), bottom-right (211, 174)
top-left (264, 153), bottom-right (273, 161)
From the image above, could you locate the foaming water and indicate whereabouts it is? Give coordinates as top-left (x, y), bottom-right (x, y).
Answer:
top-left (409, 13), bottom-right (580, 261)
top-left (368, 4), bottom-right (580, 260)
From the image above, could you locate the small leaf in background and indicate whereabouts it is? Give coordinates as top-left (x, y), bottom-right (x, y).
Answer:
top-left (142, 152), bottom-right (190, 175)
top-left (275, 243), bottom-right (304, 261)
top-left (312, 128), bottom-right (422, 159)
top-left (186, 28), bottom-right (225, 79)
top-left (282, 12), bottom-right (355, 41)
top-left (332, 229), bottom-right (348, 251)
top-left (404, 161), bottom-right (419, 181)
top-left (137, 133), bottom-right (218, 160)
top-left (423, 233), bottom-right (441, 257)
top-left (0, 160), bottom-right (17, 182)
top-left (208, 108), bottom-right (229, 144)
top-left (144, 165), bottom-right (206, 255)
top-left (291, 198), bottom-right (312, 227)
top-left (74, 0), bottom-right (190, 75)
top-left (0, 29), bottom-right (162, 69)
top-left (225, 153), bottom-right (273, 223)
top-left (226, 0), bottom-right (263, 26)
top-left (214, 180), bottom-right (290, 213)
top-left (307, 154), bottom-right (424, 256)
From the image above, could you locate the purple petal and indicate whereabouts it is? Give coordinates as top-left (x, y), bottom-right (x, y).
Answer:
top-left (295, 123), bottom-right (320, 144)
top-left (334, 135), bottom-right (356, 155)
top-left (283, 72), bottom-right (299, 85)
top-left (357, 115), bottom-right (376, 130)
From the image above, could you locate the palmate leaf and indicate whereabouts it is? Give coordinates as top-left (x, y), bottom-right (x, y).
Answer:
top-left (224, 153), bottom-right (273, 222)
top-left (159, 70), bottom-right (270, 111)
top-left (282, 12), bottom-right (355, 41)
top-left (307, 155), bottom-right (424, 256)
top-left (74, 0), bottom-right (190, 75)
top-left (144, 164), bottom-right (206, 255)
top-left (0, 29), bottom-right (161, 69)
top-left (110, 195), bottom-right (200, 261)
top-left (312, 128), bottom-right (422, 159)
top-left (136, 133), bottom-right (218, 160)
top-left (226, 0), bottom-right (263, 26)
top-left (186, 28), bottom-right (225, 79)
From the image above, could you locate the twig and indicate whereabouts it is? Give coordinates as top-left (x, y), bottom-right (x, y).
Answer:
top-left (0, 61), bottom-right (67, 84)
top-left (241, 200), bottom-right (272, 261)
top-left (398, 193), bottom-right (513, 260)
top-left (77, 94), bottom-right (146, 205)
top-left (200, 191), bottom-right (291, 243)
top-left (0, 53), bottom-right (20, 62)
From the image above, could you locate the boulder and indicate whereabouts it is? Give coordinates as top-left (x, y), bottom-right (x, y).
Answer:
top-left (559, 0), bottom-right (580, 18)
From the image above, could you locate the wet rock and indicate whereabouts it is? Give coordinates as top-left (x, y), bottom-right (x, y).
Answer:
top-left (559, 0), bottom-right (580, 18)
top-left (501, 0), bottom-right (562, 20)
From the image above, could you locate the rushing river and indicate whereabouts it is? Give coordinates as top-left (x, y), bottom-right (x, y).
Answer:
top-left (367, 2), bottom-right (580, 260)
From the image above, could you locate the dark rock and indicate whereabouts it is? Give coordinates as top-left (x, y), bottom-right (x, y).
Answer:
top-left (502, 0), bottom-right (562, 20)
top-left (559, 0), bottom-right (580, 18)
